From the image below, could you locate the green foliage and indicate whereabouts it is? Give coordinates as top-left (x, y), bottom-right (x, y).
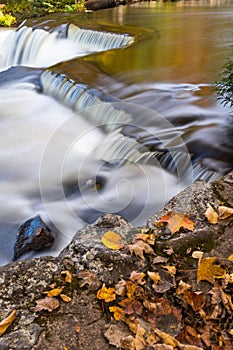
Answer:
top-left (0, 10), bottom-right (16, 26)
top-left (215, 58), bottom-right (233, 108)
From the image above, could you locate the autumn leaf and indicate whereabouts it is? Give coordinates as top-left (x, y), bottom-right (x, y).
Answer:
top-left (78, 269), bottom-right (101, 291)
top-left (162, 265), bottom-right (176, 276)
top-left (119, 297), bottom-right (143, 315)
top-left (135, 324), bottom-right (146, 350)
top-left (155, 211), bottom-right (195, 234)
top-left (101, 231), bottom-right (124, 250)
top-left (61, 270), bottom-right (72, 283)
top-left (197, 257), bottom-right (226, 284)
top-left (218, 205), bottom-right (233, 220)
top-left (0, 310), bottom-right (16, 337)
top-left (128, 239), bottom-right (154, 259)
top-left (60, 294), bottom-right (72, 302)
top-left (75, 324), bottom-right (81, 333)
top-left (96, 283), bottom-right (116, 302)
top-left (134, 232), bottom-right (156, 245)
top-left (183, 290), bottom-right (206, 312)
top-left (115, 279), bottom-right (126, 296)
top-left (129, 271), bottom-right (146, 285)
top-left (148, 271), bottom-right (161, 284)
top-left (34, 296), bottom-right (60, 312)
top-left (109, 306), bottom-right (125, 321)
top-left (126, 281), bottom-right (137, 298)
top-left (44, 287), bottom-right (63, 297)
top-left (204, 203), bottom-right (218, 224)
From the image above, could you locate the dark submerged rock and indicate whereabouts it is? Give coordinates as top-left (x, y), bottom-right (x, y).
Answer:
top-left (13, 215), bottom-right (55, 261)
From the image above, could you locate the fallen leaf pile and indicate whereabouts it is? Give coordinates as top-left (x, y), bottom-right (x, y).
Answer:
top-left (97, 228), bottom-right (233, 350)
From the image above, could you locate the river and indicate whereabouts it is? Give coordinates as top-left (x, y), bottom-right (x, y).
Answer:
top-left (0, 1), bottom-right (232, 265)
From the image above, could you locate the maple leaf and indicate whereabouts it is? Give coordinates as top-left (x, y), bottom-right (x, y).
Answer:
top-left (128, 240), bottom-right (155, 259)
top-left (96, 283), bottom-right (116, 302)
top-left (34, 296), bottom-right (60, 312)
top-left (61, 270), bottom-right (72, 283)
top-left (78, 269), bottom-right (101, 291)
top-left (197, 257), bottom-right (226, 284)
top-left (155, 211), bottom-right (195, 234)
top-left (101, 231), bottom-right (124, 250)
top-left (109, 306), bottom-right (125, 321)
top-left (0, 310), bottom-right (16, 337)
top-left (129, 271), bottom-right (146, 285)
top-left (204, 203), bottom-right (218, 224)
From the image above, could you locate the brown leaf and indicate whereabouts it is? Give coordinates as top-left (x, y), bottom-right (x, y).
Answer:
top-left (155, 211), bottom-right (195, 234)
top-left (61, 270), bottom-right (72, 283)
top-left (60, 294), bottom-right (72, 302)
top-left (204, 203), bottom-right (218, 224)
top-left (218, 205), bottom-right (233, 220)
top-left (129, 271), bottom-right (146, 285)
top-left (109, 306), bottom-right (125, 321)
top-left (44, 287), bottom-right (63, 297)
top-left (119, 298), bottom-right (143, 315)
top-left (0, 310), bottom-right (16, 337)
top-left (96, 283), bottom-right (116, 302)
top-left (78, 269), bottom-right (101, 291)
top-left (183, 290), bottom-right (206, 312)
top-left (104, 323), bottom-right (131, 348)
top-left (134, 232), bottom-right (156, 245)
top-left (197, 257), bottom-right (226, 284)
top-left (115, 279), bottom-right (127, 296)
top-left (101, 231), bottom-right (124, 250)
top-left (135, 325), bottom-right (146, 350)
top-left (128, 240), bottom-right (155, 259)
top-left (34, 296), bottom-right (60, 312)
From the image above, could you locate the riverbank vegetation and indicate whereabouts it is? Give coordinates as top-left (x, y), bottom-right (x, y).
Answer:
top-left (215, 58), bottom-right (233, 108)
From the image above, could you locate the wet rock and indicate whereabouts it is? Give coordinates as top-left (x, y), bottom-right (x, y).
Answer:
top-left (13, 215), bottom-right (55, 261)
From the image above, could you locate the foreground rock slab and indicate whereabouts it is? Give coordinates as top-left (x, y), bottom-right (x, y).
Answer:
top-left (0, 172), bottom-right (232, 349)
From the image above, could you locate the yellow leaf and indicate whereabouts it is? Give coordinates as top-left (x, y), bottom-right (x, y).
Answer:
top-left (156, 211), bottom-right (195, 234)
top-left (162, 265), bottom-right (176, 275)
top-left (204, 203), bottom-right (218, 224)
top-left (44, 287), bottom-right (63, 297)
top-left (218, 205), bottom-right (233, 220)
top-left (228, 255), bottom-right (233, 262)
top-left (101, 231), bottom-right (124, 250)
top-left (96, 283), bottom-right (116, 302)
top-left (147, 271), bottom-right (160, 284)
top-left (61, 270), bottom-right (72, 283)
top-left (60, 294), bottom-right (72, 302)
top-left (0, 310), bottom-right (16, 337)
top-left (109, 306), bottom-right (124, 321)
top-left (197, 257), bottom-right (226, 284)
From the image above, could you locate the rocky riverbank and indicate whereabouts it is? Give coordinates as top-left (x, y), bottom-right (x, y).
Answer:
top-left (0, 170), bottom-right (232, 349)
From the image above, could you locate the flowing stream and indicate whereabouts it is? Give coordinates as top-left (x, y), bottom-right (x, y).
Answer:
top-left (0, 1), bottom-right (232, 266)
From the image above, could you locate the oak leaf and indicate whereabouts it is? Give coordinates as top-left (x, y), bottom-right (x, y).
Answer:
top-left (197, 257), bottom-right (226, 284)
top-left (0, 310), bottom-right (16, 337)
top-left (101, 231), bottom-right (124, 250)
top-left (128, 240), bottom-right (154, 259)
top-left (34, 296), bottom-right (60, 312)
top-left (155, 211), bottom-right (195, 234)
top-left (96, 283), bottom-right (116, 302)
top-left (129, 271), bottom-right (146, 285)
top-left (109, 306), bottom-right (125, 321)
top-left (204, 203), bottom-right (218, 224)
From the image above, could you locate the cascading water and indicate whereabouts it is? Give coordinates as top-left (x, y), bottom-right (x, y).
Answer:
top-left (0, 3), bottom-right (232, 266)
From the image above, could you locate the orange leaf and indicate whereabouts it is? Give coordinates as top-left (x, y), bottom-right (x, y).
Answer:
top-left (34, 296), bottom-right (60, 312)
top-left (44, 287), bottom-right (63, 297)
top-left (204, 204), bottom-right (218, 224)
top-left (126, 281), bottom-right (137, 298)
top-left (197, 257), bottom-right (226, 284)
top-left (0, 310), bottom-right (16, 337)
top-left (128, 240), bottom-right (154, 259)
top-left (96, 283), bottom-right (116, 302)
top-left (75, 324), bottom-right (81, 333)
top-left (184, 290), bottom-right (206, 312)
top-left (101, 231), bottom-right (124, 250)
top-left (61, 270), bottom-right (72, 283)
top-left (109, 306), bottom-right (124, 321)
top-left (156, 211), bottom-right (195, 234)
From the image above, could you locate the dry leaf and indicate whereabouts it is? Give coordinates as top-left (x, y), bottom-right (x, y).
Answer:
top-left (129, 271), bottom-right (146, 285)
top-left (115, 279), bottom-right (127, 296)
top-left (121, 335), bottom-right (135, 350)
top-left (128, 240), bottom-right (154, 259)
top-left (218, 205), bottom-right (233, 220)
top-left (0, 310), bottom-right (16, 337)
top-left (44, 287), bottom-right (63, 297)
top-left (176, 280), bottom-right (191, 295)
top-left (219, 288), bottom-right (233, 313)
top-left (228, 255), bottom-right (233, 262)
top-left (61, 270), bottom-right (72, 283)
top-left (134, 233), bottom-right (156, 245)
top-left (34, 296), bottom-right (60, 312)
top-left (148, 271), bottom-right (161, 284)
top-left (78, 270), bottom-right (101, 291)
top-left (183, 290), bottom-right (206, 312)
top-left (104, 323), bottom-right (131, 348)
top-left (101, 231), bottom-right (124, 250)
top-left (75, 324), bottom-right (80, 333)
top-left (135, 325), bottom-right (146, 350)
top-left (156, 212), bottom-right (195, 234)
top-left (109, 306), bottom-right (125, 321)
top-left (204, 203), bottom-right (218, 224)
top-left (60, 294), bottom-right (72, 302)
top-left (96, 283), bottom-right (116, 302)
top-left (192, 251), bottom-right (204, 260)
top-left (162, 265), bottom-right (176, 276)
top-left (119, 298), bottom-right (143, 315)
top-left (49, 282), bottom-right (57, 289)
top-left (197, 257), bottom-right (226, 284)
top-left (126, 281), bottom-right (137, 298)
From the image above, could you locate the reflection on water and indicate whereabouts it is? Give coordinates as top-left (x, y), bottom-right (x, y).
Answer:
top-left (0, 1), bottom-right (233, 266)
